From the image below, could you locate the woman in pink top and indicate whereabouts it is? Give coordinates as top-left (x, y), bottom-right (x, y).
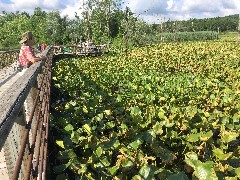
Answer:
top-left (19, 31), bottom-right (46, 68)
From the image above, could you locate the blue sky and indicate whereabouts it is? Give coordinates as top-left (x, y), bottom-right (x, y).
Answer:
top-left (1, 0), bottom-right (11, 4)
top-left (0, 0), bottom-right (239, 23)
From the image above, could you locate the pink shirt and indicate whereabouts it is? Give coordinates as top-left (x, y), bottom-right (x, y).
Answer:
top-left (19, 45), bottom-right (36, 66)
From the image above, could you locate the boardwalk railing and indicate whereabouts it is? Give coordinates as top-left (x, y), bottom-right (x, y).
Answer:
top-left (0, 48), bottom-right (53, 180)
top-left (53, 44), bottom-right (107, 56)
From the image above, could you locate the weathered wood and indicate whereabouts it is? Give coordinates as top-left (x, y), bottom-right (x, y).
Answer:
top-left (0, 63), bottom-right (18, 90)
top-left (0, 60), bottom-right (44, 149)
top-left (3, 109), bottom-right (26, 179)
top-left (53, 44), bottom-right (106, 56)
top-left (0, 48), bottom-right (49, 147)
top-left (0, 149), bottom-right (8, 179)
top-left (0, 48), bottom-right (51, 179)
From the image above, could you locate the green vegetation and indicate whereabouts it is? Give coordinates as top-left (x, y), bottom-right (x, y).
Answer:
top-left (157, 14), bottom-right (239, 33)
top-left (218, 32), bottom-right (239, 41)
top-left (0, 1), bottom-right (124, 50)
top-left (156, 31), bottom-right (218, 42)
top-left (50, 41), bottom-right (240, 179)
top-left (0, 2), bottom-right (239, 50)
top-left (1, 1), bottom-right (239, 179)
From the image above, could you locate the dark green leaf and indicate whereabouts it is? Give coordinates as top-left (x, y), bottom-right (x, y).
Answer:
top-left (186, 133), bottom-right (199, 142)
top-left (56, 173), bottom-right (70, 180)
top-left (139, 165), bottom-right (151, 179)
top-left (108, 166), bottom-right (119, 176)
top-left (213, 148), bottom-right (233, 160)
top-left (168, 172), bottom-right (188, 180)
top-left (64, 124), bottom-right (74, 132)
top-left (53, 161), bottom-right (71, 173)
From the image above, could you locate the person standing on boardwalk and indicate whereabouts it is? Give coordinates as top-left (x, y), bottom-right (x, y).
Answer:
top-left (42, 43), bottom-right (47, 50)
top-left (37, 43), bottom-right (42, 52)
top-left (19, 31), bottom-right (46, 69)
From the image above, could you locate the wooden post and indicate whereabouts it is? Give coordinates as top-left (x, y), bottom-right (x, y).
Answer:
top-left (106, 0), bottom-right (111, 50)
top-left (160, 17), bottom-right (163, 41)
top-left (163, 17), bottom-right (166, 32)
top-left (83, 0), bottom-right (89, 40)
top-left (238, 14), bottom-right (240, 42)
top-left (97, 0), bottom-right (103, 45)
top-left (124, 7), bottom-right (130, 55)
top-left (160, 17), bottom-right (163, 33)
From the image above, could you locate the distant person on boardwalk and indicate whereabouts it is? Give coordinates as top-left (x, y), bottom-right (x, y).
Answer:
top-left (18, 31), bottom-right (46, 71)
top-left (37, 43), bottom-right (42, 52)
top-left (42, 43), bottom-right (47, 50)
top-left (86, 37), bottom-right (93, 46)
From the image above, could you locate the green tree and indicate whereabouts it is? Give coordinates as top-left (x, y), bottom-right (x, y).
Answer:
top-left (0, 12), bottom-right (31, 49)
top-left (30, 7), bottom-right (47, 44)
top-left (79, 0), bottom-right (123, 45)
top-left (46, 11), bottom-right (62, 44)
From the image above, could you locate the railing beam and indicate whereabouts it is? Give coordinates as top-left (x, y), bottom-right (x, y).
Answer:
top-left (0, 48), bottom-right (53, 180)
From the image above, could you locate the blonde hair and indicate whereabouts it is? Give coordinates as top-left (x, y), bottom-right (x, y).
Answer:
top-left (19, 31), bottom-right (34, 44)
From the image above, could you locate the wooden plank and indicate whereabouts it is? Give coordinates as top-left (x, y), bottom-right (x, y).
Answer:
top-left (0, 148), bottom-right (9, 180)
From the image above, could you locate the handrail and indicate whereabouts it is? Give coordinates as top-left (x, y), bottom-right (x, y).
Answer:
top-left (52, 44), bottom-right (107, 56)
top-left (0, 47), bottom-right (53, 180)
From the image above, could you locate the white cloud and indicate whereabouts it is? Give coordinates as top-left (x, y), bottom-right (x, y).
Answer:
top-left (167, 0), bottom-right (174, 10)
top-left (42, 0), bottom-right (63, 9)
top-left (60, 0), bottom-right (83, 19)
top-left (123, 0), bottom-right (240, 22)
top-left (164, 0), bottom-right (240, 20)
top-left (0, 0), bottom-right (239, 22)
top-left (0, 1), bottom-right (15, 12)
top-left (123, 0), bottom-right (169, 15)
top-left (0, 0), bottom-right (66, 15)
top-left (0, 0), bottom-right (83, 19)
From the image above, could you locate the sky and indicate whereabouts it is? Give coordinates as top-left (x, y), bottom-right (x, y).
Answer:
top-left (0, 0), bottom-right (239, 23)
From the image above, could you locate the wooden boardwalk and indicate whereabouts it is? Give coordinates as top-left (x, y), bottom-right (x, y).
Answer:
top-left (0, 149), bottom-right (8, 180)
top-left (0, 69), bottom-right (19, 98)
top-left (53, 44), bottom-right (107, 56)
top-left (0, 63), bottom-right (21, 180)
top-left (0, 47), bottom-right (106, 179)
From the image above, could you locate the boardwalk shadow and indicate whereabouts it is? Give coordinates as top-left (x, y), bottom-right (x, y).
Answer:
top-left (48, 55), bottom-right (127, 179)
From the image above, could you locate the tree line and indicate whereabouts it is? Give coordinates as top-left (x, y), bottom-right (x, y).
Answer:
top-left (0, 0), bottom-right (152, 51)
top-left (0, 0), bottom-right (239, 50)
top-left (152, 14), bottom-right (239, 33)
